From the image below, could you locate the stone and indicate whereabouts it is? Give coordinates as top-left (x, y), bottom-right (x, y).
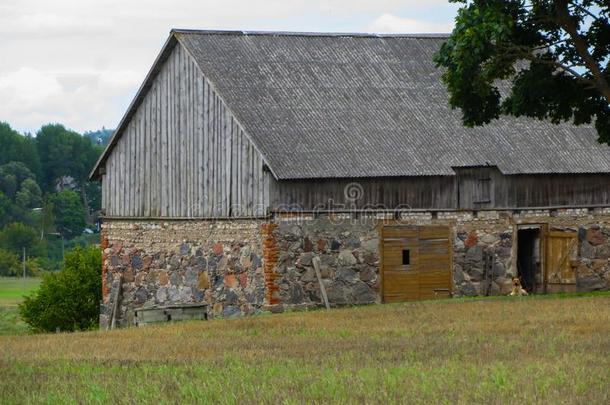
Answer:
top-left (213, 242), bottom-right (224, 256)
top-left (596, 244), bottom-right (610, 260)
top-left (225, 289), bottom-right (239, 305)
top-left (480, 233), bottom-right (497, 245)
top-left (359, 267), bottom-right (375, 282)
top-left (169, 255), bottom-right (181, 270)
top-left (287, 283), bottom-right (306, 304)
top-left (496, 277), bottom-right (513, 295)
top-left (192, 288), bottom-right (205, 302)
top-left (350, 281), bottom-right (376, 304)
top-left (464, 231), bottom-right (478, 248)
top-left (158, 271), bottom-right (169, 286)
top-left (169, 271), bottom-right (182, 286)
top-left (197, 272), bottom-right (210, 290)
top-left (212, 302), bottom-right (223, 317)
top-left (134, 287), bottom-right (148, 304)
top-left (123, 269), bottom-right (135, 283)
top-left (578, 242), bottom-right (594, 259)
top-left (336, 268), bottom-right (358, 283)
top-left (467, 268), bottom-right (484, 282)
top-left (460, 283), bottom-right (477, 297)
top-left (167, 287), bottom-right (180, 302)
top-left (301, 267), bottom-right (317, 283)
top-left (156, 288), bottom-right (167, 303)
top-left (299, 252), bottom-right (314, 267)
top-left (185, 268), bottom-right (199, 287)
top-left (587, 228), bottom-right (605, 246)
top-left (239, 272), bottom-right (248, 288)
top-left (316, 239), bottom-right (327, 252)
top-left (217, 257), bottom-right (228, 271)
top-left (224, 274), bottom-right (238, 288)
top-left (338, 250), bottom-right (357, 266)
top-left (330, 239), bottom-right (341, 251)
top-left (577, 275), bottom-right (605, 291)
top-left (492, 262), bottom-right (506, 278)
top-left (131, 255), bottom-right (143, 269)
top-left (326, 282), bottom-right (347, 304)
top-left (180, 243), bottom-right (189, 255)
top-left (361, 238), bottom-right (379, 253)
top-left (303, 237), bottom-right (313, 252)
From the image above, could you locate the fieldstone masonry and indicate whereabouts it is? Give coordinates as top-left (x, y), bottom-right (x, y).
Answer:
top-left (271, 217), bottom-right (380, 311)
top-left (100, 209), bottom-right (610, 327)
top-left (100, 220), bottom-right (266, 328)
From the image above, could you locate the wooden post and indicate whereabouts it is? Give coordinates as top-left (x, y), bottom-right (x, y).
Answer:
top-left (312, 256), bottom-right (330, 310)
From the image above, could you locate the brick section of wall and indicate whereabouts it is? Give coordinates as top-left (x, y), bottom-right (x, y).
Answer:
top-left (100, 219), bottom-right (266, 327)
top-left (261, 223), bottom-right (280, 305)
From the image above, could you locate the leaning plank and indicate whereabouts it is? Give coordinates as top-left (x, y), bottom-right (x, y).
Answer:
top-left (312, 256), bottom-right (330, 310)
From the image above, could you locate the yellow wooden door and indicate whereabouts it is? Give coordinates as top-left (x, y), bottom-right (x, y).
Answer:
top-left (546, 230), bottom-right (578, 293)
top-left (381, 225), bottom-right (452, 302)
top-left (418, 226), bottom-right (452, 299)
top-left (381, 226), bottom-right (419, 302)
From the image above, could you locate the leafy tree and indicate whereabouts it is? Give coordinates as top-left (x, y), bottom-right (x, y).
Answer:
top-left (15, 178), bottom-right (43, 209)
top-left (0, 162), bottom-right (36, 199)
top-left (0, 249), bottom-right (20, 277)
top-left (49, 190), bottom-right (86, 239)
top-left (36, 124), bottom-right (99, 191)
top-left (0, 122), bottom-right (41, 178)
top-left (19, 246), bottom-right (102, 332)
top-left (0, 222), bottom-right (43, 257)
top-left (0, 192), bottom-right (11, 226)
top-left (435, 1), bottom-right (610, 143)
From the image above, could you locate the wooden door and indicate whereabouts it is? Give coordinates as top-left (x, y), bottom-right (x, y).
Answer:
top-left (381, 225), bottom-right (451, 302)
top-left (381, 226), bottom-right (419, 302)
top-left (545, 230), bottom-right (578, 293)
top-left (418, 226), bottom-right (452, 299)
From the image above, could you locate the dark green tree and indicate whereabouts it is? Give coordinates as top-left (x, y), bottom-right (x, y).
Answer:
top-left (19, 246), bottom-right (102, 332)
top-left (0, 122), bottom-right (41, 178)
top-left (435, 1), bottom-right (610, 143)
top-left (49, 190), bottom-right (86, 239)
top-left (36, 124), bottom-right (100, 191)
top-left (0, 249), bottom-right (20, 277)
top-left (15, 178), bottom-right (43, 209)
top-left (0, 222), bottom-right (43, 257)
top-left (0, 162), bottom-right (35, 199)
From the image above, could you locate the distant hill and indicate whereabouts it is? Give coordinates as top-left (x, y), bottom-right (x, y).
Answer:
top-left (83, 128), bottom-right (114, 146)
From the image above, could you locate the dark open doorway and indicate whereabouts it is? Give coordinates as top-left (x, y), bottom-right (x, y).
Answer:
top-left (517, 227), bottom-right (543, 294)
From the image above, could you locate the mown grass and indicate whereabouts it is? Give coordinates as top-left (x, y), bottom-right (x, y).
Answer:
top-left (1, 294), bottom-right (609, 404)
top-left (0, 277), bottom-right (41, 335)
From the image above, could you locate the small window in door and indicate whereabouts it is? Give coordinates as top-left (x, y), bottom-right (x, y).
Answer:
top-left (402, 249), bottom-right (410, 265)
top-left (475, 178), bottom-right (491, 203)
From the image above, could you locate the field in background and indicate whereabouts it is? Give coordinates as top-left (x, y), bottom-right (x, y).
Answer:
top-left (0, 277), bottom-right (41, 335)
top-left (1, 294), bottom-right (609, 404)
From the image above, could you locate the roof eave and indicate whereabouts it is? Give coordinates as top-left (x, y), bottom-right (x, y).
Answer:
top-left (88, 33), bottom-right (180, 181)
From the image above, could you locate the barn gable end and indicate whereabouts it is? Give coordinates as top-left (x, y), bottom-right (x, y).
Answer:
top-left (101, 40), bottom-right (269, 218)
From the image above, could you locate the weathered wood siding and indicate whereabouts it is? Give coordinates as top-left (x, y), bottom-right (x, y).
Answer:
top-left (102, 44), bottom-right (268, 217)
top-left (270, 172), bottom-right (610, 211)
top-left (270, 177), bottom-right (457, 210)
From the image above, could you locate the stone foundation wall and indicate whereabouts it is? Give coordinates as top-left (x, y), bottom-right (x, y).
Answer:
top-left (100, 219), bottom-right (266, 328)
top-left (271, 217), bottom-right (380, 310)
top-left (100, 209), bottom-right (610, 327)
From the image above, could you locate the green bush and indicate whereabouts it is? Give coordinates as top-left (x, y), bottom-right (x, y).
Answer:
top-left (19, 246), bottom-right (101, 332)
top-left (0, 248), bottom-right (20, 276)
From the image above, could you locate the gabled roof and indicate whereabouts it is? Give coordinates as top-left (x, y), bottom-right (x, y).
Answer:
top-left (91, 29), bottom-right (610, 180)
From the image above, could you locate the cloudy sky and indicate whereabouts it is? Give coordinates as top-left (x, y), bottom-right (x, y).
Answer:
top-left (0, 0), bottom-right (459, 134)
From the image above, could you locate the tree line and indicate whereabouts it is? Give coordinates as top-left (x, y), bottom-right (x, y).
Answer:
top-left (0, 122), bottom-right (111, 276)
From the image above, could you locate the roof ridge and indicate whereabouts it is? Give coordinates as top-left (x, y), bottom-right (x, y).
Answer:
top-left (171, 29), bottom-right (450, 39)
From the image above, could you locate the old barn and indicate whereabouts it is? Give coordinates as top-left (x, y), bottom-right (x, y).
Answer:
top-left (91, 30), bottom-right (610, 327)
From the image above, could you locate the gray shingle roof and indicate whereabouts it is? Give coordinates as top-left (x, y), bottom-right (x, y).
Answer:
top-left (175, 30), bottom-right (610, 179)
top-left (90, 30), bottom-right (610, 181)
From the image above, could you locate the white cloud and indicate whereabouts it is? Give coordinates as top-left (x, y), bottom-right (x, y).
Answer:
top-left (0, 1), bottom-right (457, 133)
top-left (366, 13), bottom-right (454, 34)
top-left (0, 68), bottom-right (140, 133)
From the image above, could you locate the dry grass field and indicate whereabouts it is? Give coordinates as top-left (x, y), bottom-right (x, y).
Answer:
top-left (1, 294), bottom-right (609, 404)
